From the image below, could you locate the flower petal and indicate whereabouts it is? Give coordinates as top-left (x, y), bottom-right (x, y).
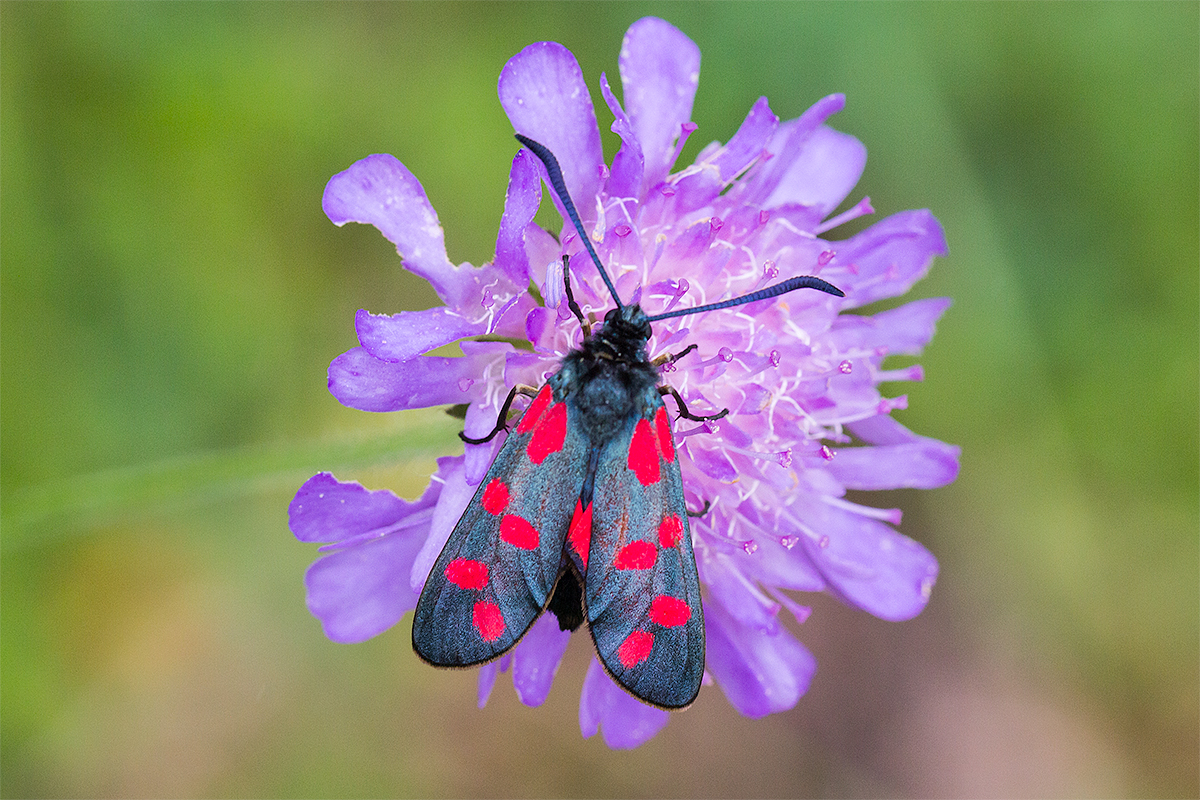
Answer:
top-left (600, 72), bottom-right (644, 200)
top-left (355, 307), bottom-right (486, 363)
top-left (828, 297), bottom-right (952, 357)
top-left (304, 521), bottom-right (426, 643)
top-left (789, 497), bottom-right (939, 621)
top-left (462, 399), bottom-right (506, 487)
top-left (848, 412), bottom-right (928, 446)
top-left (410, 456), bottom-right (473, 593)
top-left (701, 552), bottom-right (782, 633)
top-left (499, 41), bottom-right (602, 219)
top-left (733, 527), bottom-right (827, 594)
top-left (290, 472), bottom-right (429, 544)
top-left (619, 17), bottom-right (701, 188)
top-left (689, 443), bottom-right (739, 482)
top-left (674, 96), bottom-right (779, 210)
top-left (762, 124), bottom-right (867, 219)
top-left (477, 661), bottom-right (500, 708)
top-left (827, 439), bottom-right (960, 491)
top-left (705, 600), bottom-right (816, 718)
top-left (323, 154), bottom-right (470, 308)
top-left (512, 613), bottom-right (571, 707)
top-left (711, 97), bottom-right (779, 182)
top-left (834, 209), bottom-right (949, 307)
top-left (328, 347), bottom-right (496, 412)
top-left (494, 148), bottom-right (542, 286)
top-left (738, 93), bottom-right (846, 206)
top-left (579, 659), bottom-right (670, 748)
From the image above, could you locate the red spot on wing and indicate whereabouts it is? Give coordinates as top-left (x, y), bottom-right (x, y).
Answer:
top-left (472, 601), bottom-right (505, 641)
top-left (568, 500), bottom-right (592, 569)
top-left (658, 515), bottom-right (684, 548)
top-left (516, 385), bottom-right (552, 434)
top-left (526, 400), bottom-right (567, 464)
top-left (649, 595), bottom-right (692, 627)
top-left (613, 540), bottom-right (657, 570)
top-left (628, 418), bottom-right (661, 485)
top-left (654, 406), bottom-right (675, 463)
top-left (616, 630), bottom-right (654, 668)
top-left (499, 514), bottom-right (540, 550)
top-left (481, 479), bottom-right (509, 515)
top-left (444, 558), bottom-right (489, 590)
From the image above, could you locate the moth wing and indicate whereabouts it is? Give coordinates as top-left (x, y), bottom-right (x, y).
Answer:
top-left (412, 385), bottom-right (587, 666)
top-left (585, 396), bottom-right (705, 709)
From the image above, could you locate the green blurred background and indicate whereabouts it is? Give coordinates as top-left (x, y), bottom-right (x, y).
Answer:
top-left (2, 3), bottom-right (1196, 797)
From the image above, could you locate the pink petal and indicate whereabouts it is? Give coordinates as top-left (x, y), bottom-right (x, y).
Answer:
top-left (579, 659), bottom-right (669, 748)
top-left (355, 306), bottom-right (485, 363)
top-left (762, 124), bottom-right (867, 218)
top-left (511, 613), bottom-right (571, 707)
top-left (499, 41), bottom-right (602, 219)
top-left (619, 17), bottom-right (701, 188)
top-left (327, 347), bottom-right (496, 412)
top-left (323, 154), bottom-right (469, 308)
top-left (494, 148), bottom-right (543, 286)
top-left (834, 209), bottom-right (949, 307)
top-left (600, 72), bottom-right (644, 200)
top-left (705, 600), bottom-right (816, 718)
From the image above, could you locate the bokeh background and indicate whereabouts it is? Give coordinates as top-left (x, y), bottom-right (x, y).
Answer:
top-left (2, 3), bottom-right (1196, 797)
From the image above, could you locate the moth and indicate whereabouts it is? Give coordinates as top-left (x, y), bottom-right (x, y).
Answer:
top-left (412, 134), bottom-right (843, 709)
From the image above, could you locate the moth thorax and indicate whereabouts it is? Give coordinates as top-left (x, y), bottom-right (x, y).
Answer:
top-left (575, 366), bottom-right (635, 442)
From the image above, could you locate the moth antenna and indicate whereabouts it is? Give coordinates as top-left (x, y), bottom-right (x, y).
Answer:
top-left (515, 134), bottom-right (623, 309)
top-left (645, 275), bottom-right (845, 323)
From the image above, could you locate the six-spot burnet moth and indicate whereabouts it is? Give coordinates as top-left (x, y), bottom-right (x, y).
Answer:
top-left (411, 134), bottom-right (845, 710)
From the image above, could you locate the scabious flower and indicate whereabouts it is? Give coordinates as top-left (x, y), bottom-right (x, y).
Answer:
top-left (290, 17), bottom-right (959, 749)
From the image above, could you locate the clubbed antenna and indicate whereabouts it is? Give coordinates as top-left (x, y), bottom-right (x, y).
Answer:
top-left (645, 276), bottom-right (844, 322)
top-left (515, 134), bottom-right (623, 309)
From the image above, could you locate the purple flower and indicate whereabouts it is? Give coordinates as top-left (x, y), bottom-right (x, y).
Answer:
top-left (290, 17), bottom-right (958, 749)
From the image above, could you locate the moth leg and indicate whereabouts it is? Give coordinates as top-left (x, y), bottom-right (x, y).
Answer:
top-left (660, 385), bottom-right (730, 423)
top-left (686, 499), bottom-right (712, 519)
top-left (651, 343), bottom-right (698, 368)
top-left (459, 384), bottom-right (540, 445)
top-left (562, 254), bottom-right (591, 338)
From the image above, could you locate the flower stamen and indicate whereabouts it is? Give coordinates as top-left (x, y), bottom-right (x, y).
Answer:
top-left (814, 196), bottom-right (874, 235)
